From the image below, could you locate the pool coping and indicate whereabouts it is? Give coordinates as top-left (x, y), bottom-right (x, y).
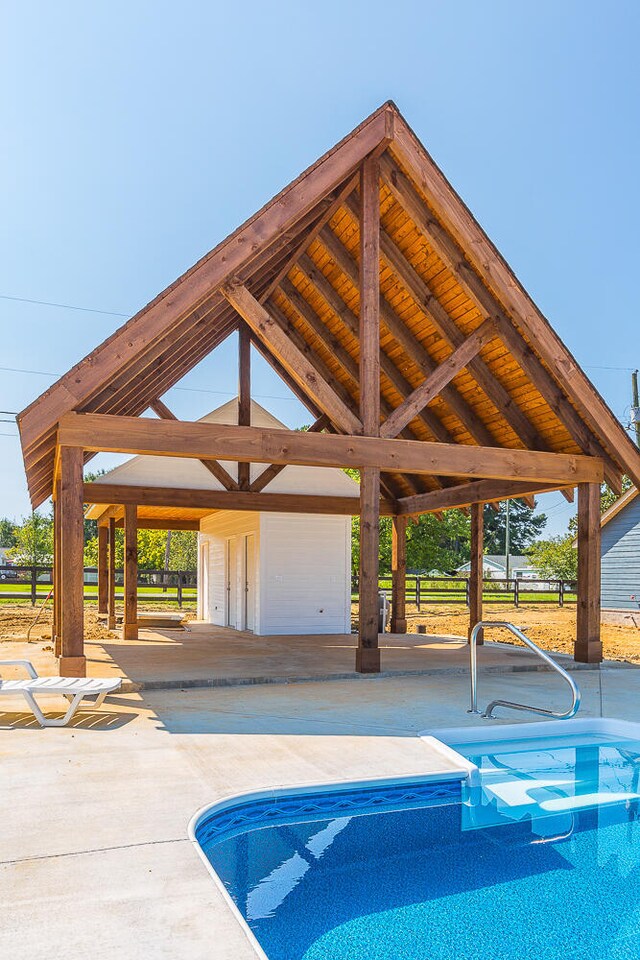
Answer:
top-left (187, 744), bottom-right (473, 960)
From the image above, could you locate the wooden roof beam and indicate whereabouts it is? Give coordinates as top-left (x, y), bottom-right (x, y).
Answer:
top-left (318, 221), bottom-right (499, 449)
top-left (381, 319), bottom-right (497, 438)
top-left (379, 154), bottom-right (624, 494)
top-left (222, 282), bottom-right (363, 435)
top-left (60, 413), bottom-right (605, 485)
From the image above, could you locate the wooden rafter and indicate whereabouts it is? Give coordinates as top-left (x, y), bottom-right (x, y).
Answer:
top-left (237, 323), bottom-right (251, 490)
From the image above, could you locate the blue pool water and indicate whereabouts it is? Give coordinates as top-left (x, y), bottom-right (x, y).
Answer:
top-left (196, 735), bottom-right (640, 960)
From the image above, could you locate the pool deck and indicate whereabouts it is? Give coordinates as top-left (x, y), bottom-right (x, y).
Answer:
top-left (2, 631), bottom-right (640, 959)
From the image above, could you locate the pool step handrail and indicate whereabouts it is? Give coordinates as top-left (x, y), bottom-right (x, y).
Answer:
top-left (467, 621), bottom-right (581, 721)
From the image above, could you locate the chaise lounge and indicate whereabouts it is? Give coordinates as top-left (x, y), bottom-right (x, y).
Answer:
top-left (0, 660), bottom-right (122, 727)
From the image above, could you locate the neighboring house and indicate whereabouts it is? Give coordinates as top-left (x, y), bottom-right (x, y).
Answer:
top-left (456, 555), bottom-right (548, 584)
top-left (0, 548), bottom-right (12, 565)
top-left (600, 487), bottom-right (640, 612)
top-left (90, 398), bottom-right (355, 636)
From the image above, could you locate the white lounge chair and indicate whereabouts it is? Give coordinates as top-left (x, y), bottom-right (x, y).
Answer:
top-left (0, 660), bottom-right (122, 727)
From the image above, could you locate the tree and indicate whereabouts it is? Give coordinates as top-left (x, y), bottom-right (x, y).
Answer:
top-left (351, 509), bottom-right (471, 576)
top-left (169, 530), bottom-right (198, 571)
top-left (0, 518), bottom-right (17, 549)
top-left (483, 499), bottom-right (547, 554)
top-left (8, 512), bottom-right (53, 565)
top-left (84, 529), bottom-right (167, 568)
top-left (528, 535), bottom-right (577, 580)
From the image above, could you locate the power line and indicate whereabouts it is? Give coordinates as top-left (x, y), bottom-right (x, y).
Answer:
top-left (0, 294), bottom-right (129, 317)
top-left (0, 365), bottom-right (300, 403)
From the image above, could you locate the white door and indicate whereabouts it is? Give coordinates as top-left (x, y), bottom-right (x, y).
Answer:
top-left (226, 537), bottom-right (239, 628)
top-left (244, 533), bottom-right (256, 632)
top-left (199, 541), bottom-right (210, 621)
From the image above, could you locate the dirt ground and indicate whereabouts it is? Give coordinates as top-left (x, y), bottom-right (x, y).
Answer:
top-left (2, 601), bottom-right (640, 664)
top-left (0, 603), bottom-right (197, 646)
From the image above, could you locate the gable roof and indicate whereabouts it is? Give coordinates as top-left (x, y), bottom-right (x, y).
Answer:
top-left (600, 486), bottom-right (639, 529)
top-left (18, 101), bottom-right (640, 508)
top-left (84, 399), bottom-right (358, 517)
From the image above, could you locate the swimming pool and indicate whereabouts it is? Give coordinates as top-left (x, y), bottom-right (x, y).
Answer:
top-left (191, 719), bottom-right (640, 960)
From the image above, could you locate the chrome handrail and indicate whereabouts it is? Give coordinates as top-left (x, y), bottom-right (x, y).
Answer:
top-left (468, 620), bottom-right (581, 720)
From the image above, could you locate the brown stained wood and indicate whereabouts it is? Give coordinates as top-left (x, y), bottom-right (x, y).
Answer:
top-left (575, 482), bottom-right (602, 663)
top-left (258, 173), bottom-right (360, 305)
top-left (18, 106), bottom-right (392, 459)
top-left (123, 503), bottom-right (138, 643)
top-left (381, 319), bottom-right (496, 438)
top-left (59, 446), bottom-right (86, 677)
top-left (238, 323), bottom-right (251, 490)
top-left (97, 525), bottom-right (108, 614)
top-left (380, 155), bottom-right (625, 492)
top-left (389, 119), bottom-right (640, 489)
top-left (249, 334), bottom-right (324, 421)
top-left (318, 222), bottom-right (499, 448)
top-left (61, 413), bottom-right (605, 484)
top-left (82, 481), bottom-right (392, 516)
top-left (469, 502), bottom-right (484, 644)
top-left (397, 479), bottom-right (572, 515)
top-left (375, 177), bottom-right (548, 452)
top-left (108, 516), bottom-right (117, 630)
top-left (357, 466), bottom-right (381, 672)
top-left (222, 282), bottom-right (362, 435)
top-left (359, 155), bottom-right (381, 437)
top-left (53, 487), bottom-right (61, 655)
top-left (391, 515), bottom-right (407, 633)
top-left (250, 414), bottom-right (330, 493)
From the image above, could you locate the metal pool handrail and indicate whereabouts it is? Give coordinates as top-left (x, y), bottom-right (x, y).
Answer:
top-left (468, 620), bottom-right (581, 720)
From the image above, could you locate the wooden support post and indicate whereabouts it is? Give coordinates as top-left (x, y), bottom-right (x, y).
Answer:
top-left (97, 524), bottom-right (108, 614)
top-left (53, 488), bottom-right (61, 657)
top-left (469, 502), bottom-right (484, 645)
top-left (356, 154), bottom-right (381, 673)
top-left (575, 482), bottom-right (602, 663)
top-left (59, 446), bottom-right (86, 677)
top-left (390, 515), bottom-right (407, 633)
top-left (123, 504), bottom-right (138, 642)
top-left (107, 516), bottom-right (117, 630)
top-left (238, 323), bottom-right (251, 490)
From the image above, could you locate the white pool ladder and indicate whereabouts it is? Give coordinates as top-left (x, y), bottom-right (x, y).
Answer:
top-left (468, 621), bottom-right (581, 720)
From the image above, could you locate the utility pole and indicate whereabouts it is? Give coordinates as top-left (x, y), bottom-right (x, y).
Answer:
top-left (632, 370), bottom-right (640, 447)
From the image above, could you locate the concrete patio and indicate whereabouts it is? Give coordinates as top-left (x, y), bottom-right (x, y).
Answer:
top-left (0, 623), bottom-right (606, 693)
top-left (2, 647), bottom-right (640, 959)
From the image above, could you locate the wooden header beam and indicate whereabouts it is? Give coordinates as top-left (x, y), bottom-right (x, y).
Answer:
top-left (60, 413), bottom-right (605, 485)
top-left (83, 481), bottom-right (392, 516)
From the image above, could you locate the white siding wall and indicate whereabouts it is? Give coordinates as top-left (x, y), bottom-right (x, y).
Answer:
top-left (199, 512), bottom-right (260, 629)
top-left (259, 513), bottom-right (351, 635)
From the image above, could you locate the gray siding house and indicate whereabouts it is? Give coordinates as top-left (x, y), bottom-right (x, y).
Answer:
top-left (600, 487), bottom-right (640, 611)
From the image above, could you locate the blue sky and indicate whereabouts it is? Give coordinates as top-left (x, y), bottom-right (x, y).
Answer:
top-left (1, 0), bottom-right (639, 536)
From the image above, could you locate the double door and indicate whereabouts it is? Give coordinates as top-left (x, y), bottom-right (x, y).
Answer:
top-left (226, 533), bottom-right (256, 631)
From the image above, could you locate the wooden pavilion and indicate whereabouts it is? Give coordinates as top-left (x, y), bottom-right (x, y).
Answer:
top-left (18, 101), bottom-right (640, 677)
